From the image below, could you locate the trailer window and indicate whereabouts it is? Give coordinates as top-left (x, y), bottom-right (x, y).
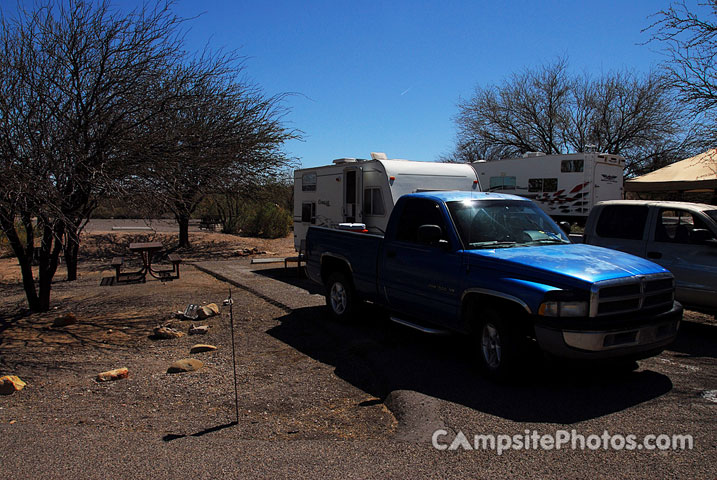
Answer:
top-left (302, 173), bottom-right (317, 191)
top-left (301, 202), bottom-right (316, 224)
top-left (595, 205), bottom-right (648, 240)
top-left (543, 178), bottom-right (557, 192)
top-left (529, 178), bottom-right (558, 192)
top-left (561, 160), bottom-right (584, 173)
top-left (363, 188), bottom-right (385, 216)
top-left (489, 176), bottom-right (516, 191)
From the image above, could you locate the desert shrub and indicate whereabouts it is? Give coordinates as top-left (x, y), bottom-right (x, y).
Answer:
top-left (231, 202), bottom-right (291, 238)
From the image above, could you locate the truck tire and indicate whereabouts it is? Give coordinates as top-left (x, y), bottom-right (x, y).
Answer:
top-left (325, 272), bottom-right (356, 320)
top-left (474, 309), bottom-right (518, 381)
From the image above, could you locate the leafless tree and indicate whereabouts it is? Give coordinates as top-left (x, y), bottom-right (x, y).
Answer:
top-left (645, 2), bottom-right (717, 113)
top-left (136, 59), bottom-right (299, 248)
top-left (455, 58), bottom-right (572, 161)
top-left (451, 59), bottom-right (704, 175)
top-left (644, 0), bottom-right (717, 143)
top-left (0, 0), bottom-right (192, 311)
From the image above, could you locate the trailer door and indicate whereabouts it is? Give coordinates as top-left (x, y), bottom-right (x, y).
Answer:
top-left (593, 162), bottom-right (623, 204)
top-left (343, 167), bottom-right (362, 223)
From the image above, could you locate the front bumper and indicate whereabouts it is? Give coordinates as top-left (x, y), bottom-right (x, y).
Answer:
top-left (533, 301), bottom-right (682, 360)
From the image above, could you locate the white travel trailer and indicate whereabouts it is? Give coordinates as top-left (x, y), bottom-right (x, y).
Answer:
top-left (293, 153), bottom-right (480, 250)
top-left (471, 152), bottom-right (625, 224)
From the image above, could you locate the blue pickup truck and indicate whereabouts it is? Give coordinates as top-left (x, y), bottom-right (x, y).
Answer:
top-left (305, 191), bottom-right (682, 378)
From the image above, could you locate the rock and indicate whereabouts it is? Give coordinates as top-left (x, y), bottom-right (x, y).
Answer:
top-left (96, 368), bottom-right (129, 382)
top-left (0, 376), bottom-right (27, 395)
top-left (153, 326), bottom-right (185, 339)
top-left (188, 324), bottom-right (209, 335)
top-left (167, 358), bottom-right (203, 374)
top-left (53, 313), bottom-right (77, 327)
top-left (196, 303), bottom-right (220, 319)
top-left (190, 344), bottom-right (217, 354)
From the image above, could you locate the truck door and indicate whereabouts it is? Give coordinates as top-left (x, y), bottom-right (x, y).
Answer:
top-left (645, 208), bottom-right (717, 310)
top-left (343, 167), bottom-right (362, 223)
top-left (588, 204), bottom-right (650, 257)
top-left (381, 198), bottom-right (463, 327)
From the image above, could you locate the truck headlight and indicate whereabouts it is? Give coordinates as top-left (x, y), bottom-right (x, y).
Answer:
top-left (538, 300), bottom-right (588, 317)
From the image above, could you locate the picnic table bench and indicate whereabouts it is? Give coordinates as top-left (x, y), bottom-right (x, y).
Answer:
top-left (199, 215), bottom-right (222, 231)
top-left (112, 242), bottom-right (182, 283)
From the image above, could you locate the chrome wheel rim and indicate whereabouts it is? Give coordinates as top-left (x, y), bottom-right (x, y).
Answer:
top-left (330, 281), bottom-right (347, 315)
top-left (481, 323), bottom-right (502, 369)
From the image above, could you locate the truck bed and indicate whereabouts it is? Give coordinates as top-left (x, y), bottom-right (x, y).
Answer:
top-left (305, 226), bottom-right (384, 302)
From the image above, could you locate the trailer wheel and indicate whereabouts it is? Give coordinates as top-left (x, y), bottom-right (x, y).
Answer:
top-left (325, 272), bottom-right (356, 320)
top-left (473, 309), bottom-right (518, 381)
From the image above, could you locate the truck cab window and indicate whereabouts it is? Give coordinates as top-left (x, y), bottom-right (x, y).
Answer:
top-left (396, 199), bottom-right (446, 244)
top-left (595, 205), bottom-right (648, 240)
top-left (656, 209), bottom-right (714, 244)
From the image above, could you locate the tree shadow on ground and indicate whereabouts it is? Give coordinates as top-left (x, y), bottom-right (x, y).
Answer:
top-left (268, 304), bottom-right (675, 424)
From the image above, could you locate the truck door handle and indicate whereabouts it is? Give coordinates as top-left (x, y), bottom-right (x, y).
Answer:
top-left (386, 250), bottom-right (396, 258)
top-left (647, 251), bottom-right (662, 259)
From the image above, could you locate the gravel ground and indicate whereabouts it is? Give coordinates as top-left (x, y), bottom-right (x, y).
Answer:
top-left (0, 251), bottom-right (715, 479)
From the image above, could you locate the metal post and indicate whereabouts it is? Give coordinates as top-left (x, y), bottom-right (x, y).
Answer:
top-left (228, 288), bottom-right (239, 424)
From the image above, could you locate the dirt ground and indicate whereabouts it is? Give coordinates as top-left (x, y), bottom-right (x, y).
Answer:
top-left (0, 229), bottom-right (394, 442)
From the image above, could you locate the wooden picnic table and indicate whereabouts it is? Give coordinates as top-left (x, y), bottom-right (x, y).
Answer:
top-left (112, 242), bottom-right (181, 283)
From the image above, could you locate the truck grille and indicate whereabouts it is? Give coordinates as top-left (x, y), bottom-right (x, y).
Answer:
top-left (590, 274), bottom-right (674, 317)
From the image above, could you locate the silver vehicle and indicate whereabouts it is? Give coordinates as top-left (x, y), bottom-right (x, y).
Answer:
top-left (584, 200), bottom-right (717, 315)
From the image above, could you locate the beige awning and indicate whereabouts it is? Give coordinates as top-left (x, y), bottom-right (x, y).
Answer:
top-left (625, 149), bottom-right (717, 192)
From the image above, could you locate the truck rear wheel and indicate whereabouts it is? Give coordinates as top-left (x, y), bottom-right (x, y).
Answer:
top-left (325, 272), bottom-right (356, 320)
top-left (474, 309), bottom-right (518, 381)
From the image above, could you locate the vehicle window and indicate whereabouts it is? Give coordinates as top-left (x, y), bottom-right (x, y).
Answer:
top-left (528, 178), bottom-right (558, 192)
top-left (655, 209), bottom-right (715, 244)
top-left (447, 199), bottom-right (569, 249)
top-left (489, 176), bottom-right (516, 191)
top-left (561, 160), bottom-right (584, 173)
top-left (395, 199), bottom-right (447, 244)
top-left (706, 210), bottom-right (717, 224)
top-left (302, 173), bottom-right (317, 192)
top-left (301, 202), bottom-right (315, 224)
top-left (543, 178), bottom-right (558, 192)
top-left (595, 205), bottom-right (648, 240)
top-left (528, 178), bottom-right (542, 192)
top-left (363, 188), bottom-right (385, 216)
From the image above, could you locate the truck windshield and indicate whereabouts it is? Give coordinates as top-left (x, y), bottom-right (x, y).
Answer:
top-left (447, 199), bottom-right (570, 249)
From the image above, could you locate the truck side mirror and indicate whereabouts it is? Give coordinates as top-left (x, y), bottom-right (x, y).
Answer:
top-left (417, 224), bottom-right (444, 247)
top-left (690, 228), bottom-right (717, 245)
top-left (559, 221), bottom-right (572, 235)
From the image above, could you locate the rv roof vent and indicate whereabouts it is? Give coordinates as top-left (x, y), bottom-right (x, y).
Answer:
top-left (523, 152), bottom-right (546, 158)
top-left (333, 158), bottom-right (357, 164)
top-left (370, 152), bottom-right (388, 160)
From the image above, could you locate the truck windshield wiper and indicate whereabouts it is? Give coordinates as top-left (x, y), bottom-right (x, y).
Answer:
top-left (526, 238), bottom-right (570, 245)
top-left (468, 241), bottom-right (518, 249)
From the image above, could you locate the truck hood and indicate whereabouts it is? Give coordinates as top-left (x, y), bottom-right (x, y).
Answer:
top-left (464, 243), bottom-right (669, 285)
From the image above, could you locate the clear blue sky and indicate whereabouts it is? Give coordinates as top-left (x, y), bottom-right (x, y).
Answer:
top-left (9, 0), bottom-right (675, 168)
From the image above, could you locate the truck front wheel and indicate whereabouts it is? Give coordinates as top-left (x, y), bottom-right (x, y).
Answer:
top-left (474, 309), bottom-right (518, 381)
top-left (325, 272), bottom-right (356, 320)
